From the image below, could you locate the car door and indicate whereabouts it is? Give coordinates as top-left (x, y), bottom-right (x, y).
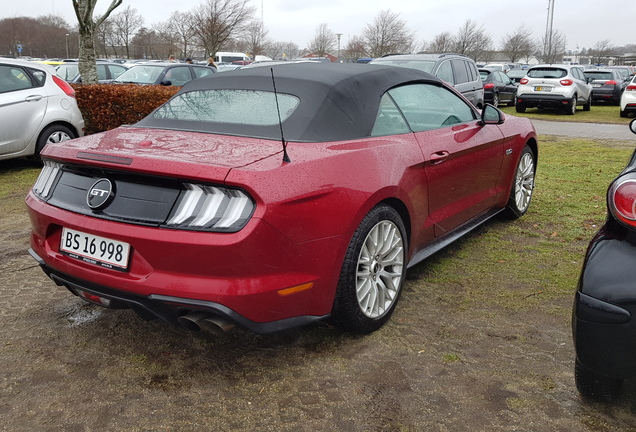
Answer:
top-left (572, 67), bottom-right (592, 101)
top-left (0, 64), bottom-right (47, 156)
top-left (495, 71), bottom-right (517, 103)
top-left (387, 83), bottom-right (505, 236)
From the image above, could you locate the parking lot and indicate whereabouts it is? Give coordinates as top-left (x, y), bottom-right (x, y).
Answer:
top-left (2, 130), bottom-right (636, 431)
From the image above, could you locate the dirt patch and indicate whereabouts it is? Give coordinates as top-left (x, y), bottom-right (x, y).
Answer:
top-left (2, 156), bottom-right (636, 431)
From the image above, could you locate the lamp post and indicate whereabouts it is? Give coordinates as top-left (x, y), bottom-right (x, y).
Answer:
top-left (65, 33), bottom-right (70, 58)
top-left (336, 33), bottom-right (342, 62)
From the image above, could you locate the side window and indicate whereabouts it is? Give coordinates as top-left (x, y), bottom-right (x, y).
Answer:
top-left (194, 67), bottom-right (215, 78)
top-left (371, 93), bottom-right (411, 137)
top-left (165, 66), bottom-right (192, 86)
top-left (388, 83), bottom-right (476, 132)
top-left (467, 61), bottom-right (478, 82)
top-left (109, 65), bottom-right (128, 79)
top-left (0, 65), bottom-right (35, 93)
top-left (436, 61), bottom-right (454, 85)
top-left (96, 64), bottom-right (108, 81)
top-left (572, 68), bottom-right (584, 81)
top-left (452, 59), bottom-right (470, 85)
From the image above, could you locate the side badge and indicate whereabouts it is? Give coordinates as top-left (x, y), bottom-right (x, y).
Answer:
top-left (87, 179), bottom-right (114, 210)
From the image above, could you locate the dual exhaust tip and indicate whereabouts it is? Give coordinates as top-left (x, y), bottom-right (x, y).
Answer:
top-left (177, 311), bottom-right (235, 335)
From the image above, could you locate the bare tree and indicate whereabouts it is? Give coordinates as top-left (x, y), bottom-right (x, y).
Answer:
top-left (308, 24), bottom-right (335, 56)
top-left (191, 0), bottom-right (255, 57)
top-left (72, 0), bottom-right (123, 83)
top-left (501, 25), bottom-right (535, 63)
top-left (452, 20), bottom-right (491, 61)
top-left (427, 32), bottom-right (454, 53)
top-left (264, 41), bottom-right (300, 60)
top-left (363, 10), bottom-right (414, 58)
top-left (169, 11), bottom-right (196, 58)
top-left (242, 21), bottom-right (270, 58)
top-left (589, 39), bottom-right (615, 66)
top-left (152, 21), bottom-right (180, 60)
top-left (343, 35), bottom-right (367, 62)
top-left (537, 28), bottom-right (566, 64)
top-left (110, 6), bottom-right (143, 59)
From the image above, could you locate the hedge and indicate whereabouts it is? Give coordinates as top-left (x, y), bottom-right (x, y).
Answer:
top-left (72, 84), bottom-right (179, 135)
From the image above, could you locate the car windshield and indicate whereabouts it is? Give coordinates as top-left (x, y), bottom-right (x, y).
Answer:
top-left (371, 59), bottom-right (436, 74)
top-left (151, 89), bottom-right (300, 126)
top-left (527, 68), bottom-right (567, 79)
top-left (584, 71), bottom-right (614, 80)
top-left (115, 65), bottom-right (165, 84)
top-left (56, 64), bottom-right (79, 81)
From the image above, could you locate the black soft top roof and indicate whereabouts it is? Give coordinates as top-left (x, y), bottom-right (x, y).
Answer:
top-left (135, 62), bottom-right (441, 142)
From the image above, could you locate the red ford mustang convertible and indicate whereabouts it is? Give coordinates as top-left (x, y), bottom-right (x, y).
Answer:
top-left (26, 63), bottom-right (537, 335)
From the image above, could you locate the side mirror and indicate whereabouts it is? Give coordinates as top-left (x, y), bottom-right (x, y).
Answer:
top-left (160, 80), bottom-right (172, 86)
top-left (630, 118), bottom-right (636, 136)
top-left (479, 104), bottom-right (504, 125)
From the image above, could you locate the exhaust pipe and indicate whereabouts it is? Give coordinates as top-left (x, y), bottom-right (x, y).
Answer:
top-left (177, 312), bottom-right (235, 335)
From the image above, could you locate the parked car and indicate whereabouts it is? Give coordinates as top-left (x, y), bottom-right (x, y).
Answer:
top-left (573, 119), bottom-right (636, 402)
top-left (26, 63), bottom-right (537, 336)
top-left (369, 53), bottom-right (485, 108)
top-left (507, 69), bottom-right (527, 85)
top-left (110, 62), bottom-right (215, 86)
top-left (478, 68), bottom-right (517, 107)
top-left (620, 75), bottom-right (636, 118)
top-left (516, 64), bottom-right (592, 114)
top-left (584, 69), bottom-right (628, 105)
top-left (605, 65), bottom-right (636, 79)
top-left (55, 61), bottom-right (129, 83)
top-left (0, 58), bottom-right (84, 161)
top-left (483, 63), bottom-right (513, 73)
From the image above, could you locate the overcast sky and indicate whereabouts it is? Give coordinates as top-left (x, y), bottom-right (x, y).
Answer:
top-left (3, 0), bottom-right (634, 52)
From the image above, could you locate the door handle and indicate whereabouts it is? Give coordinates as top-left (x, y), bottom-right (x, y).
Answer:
top-left (25, 95), bottom-right (43, 102)
top-left (430, 151), bottom-right (449, 165)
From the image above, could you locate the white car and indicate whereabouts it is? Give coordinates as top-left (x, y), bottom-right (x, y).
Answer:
top-left (620, 75), bottom-right (636, 118)
top-left (516, 64), bottom-right (593, 115)
top-left (0, 58), bottom-right (84, 161)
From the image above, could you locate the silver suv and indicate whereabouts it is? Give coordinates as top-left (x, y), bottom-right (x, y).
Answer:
top-left (369, 53), bottom-right (484, 108)
top-left (516, 64), bottom-right (592, 115)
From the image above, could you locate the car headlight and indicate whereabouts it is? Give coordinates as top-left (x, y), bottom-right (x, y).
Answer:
top-left (165, 183), bottom-right (255, 232)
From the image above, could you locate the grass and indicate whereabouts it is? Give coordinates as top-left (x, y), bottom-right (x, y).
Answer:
top-left (500, 103), bottom-right (633, 125)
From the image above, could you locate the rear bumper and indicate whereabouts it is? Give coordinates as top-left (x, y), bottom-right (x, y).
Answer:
top-left (573, 231), bottom-right (636, 378)
top-left (30, 248), bottom-right (329, 334)
top-left (516, 93), bottom-right (572, 109)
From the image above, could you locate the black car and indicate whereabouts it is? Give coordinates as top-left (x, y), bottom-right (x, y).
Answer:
top-left (507, 69), bottom-right (527, 85)
top-left (478, 68), bottom-right (517, 107)
top-left (584, 69), bottom-right (628, 105)
top-left (111, 62), bottom-right (216, 86)
top-left (573, 119), bottom-right (636, 401)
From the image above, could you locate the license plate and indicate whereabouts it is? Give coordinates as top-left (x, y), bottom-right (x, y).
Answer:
top-left (60, 227), bottom-right (131, 271)
top-left (534, 86), bottom-right (552, 92)
top-left (593, 83), bottom-right (602, 87)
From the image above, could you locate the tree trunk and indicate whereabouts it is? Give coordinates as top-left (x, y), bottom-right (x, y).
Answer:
top-left (78, 29), bottom-right (99, 83)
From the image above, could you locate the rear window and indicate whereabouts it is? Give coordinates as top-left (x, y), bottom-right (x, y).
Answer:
top-left (152, 89), bottom-right (300, 126)
top-left (527, 68), bottom-right (567, 79)
top-left (479, 70), bottom-right (490, 80)
top-left (584, 71), bottom-right (614, 80)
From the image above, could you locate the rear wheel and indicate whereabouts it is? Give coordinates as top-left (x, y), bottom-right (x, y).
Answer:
top-left (515, 102), bottom-right (526, 113)
top-left (35, 124), bottom-right (75, 158)
top-left (575, 359), bottom-right (622, 402)
top-left (505, 146), bottom-right (535, 219)
top-left (621, 109), bottom-right (628, 118)
top-left (565, 96), bottom-right (577, 115)
top-left (332, 204), bottom-right (407, 334)
top-left (492, 92), bottom-right (499, 108)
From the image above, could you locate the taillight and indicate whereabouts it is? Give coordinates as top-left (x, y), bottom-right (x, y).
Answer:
top-left (605, 80), bottom-right (618, 85)
top-left (484, 83), bottom-right (495, 89)
top-left (609, 177), bottom-right (636, 226)
top-left (52, 75), bottom-right (76, 98)
top-left (626, 85), bottom-right (636, 91)
top-left (520, 78), bottom-right (528, 85)
top-left (559, 79), bottom-right (573, 86)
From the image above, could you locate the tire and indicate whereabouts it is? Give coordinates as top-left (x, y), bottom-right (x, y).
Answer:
top-left (505, 146), bottom-right (535, 219)
top-left (575, 359), bottom-right (622, 402)
top-left (331, 204), bottom-right (407, 334)
top-left (621, 109), bottom-right (628, 118)
top-left (492, 92), bottom-right (499, 108)
top-left (583, 97), bottom-right (591, 111)
top-left (35, 124), bottom-right (76, 158)
top-left (565, 96), bottom-right (577, 115)
top-left (507, 93), bottom-right (516, 107)
top-left (515, 102), bottom-right (526, 113)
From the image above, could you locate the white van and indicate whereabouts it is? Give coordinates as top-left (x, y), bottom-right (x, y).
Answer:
top-left (214, 52), bottom-right (250, 64)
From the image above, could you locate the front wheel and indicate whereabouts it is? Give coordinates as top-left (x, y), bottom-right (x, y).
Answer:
top-left (575, 359), bottom-right (622, 402)
top-left (331, 204), bottom-right (407, 334)
top-left (505, 146), bottom-right (535, 219)
top-left (565, 96), bottom-right (577, 115)
top-left (583, 97), bottom-right (591, 111)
